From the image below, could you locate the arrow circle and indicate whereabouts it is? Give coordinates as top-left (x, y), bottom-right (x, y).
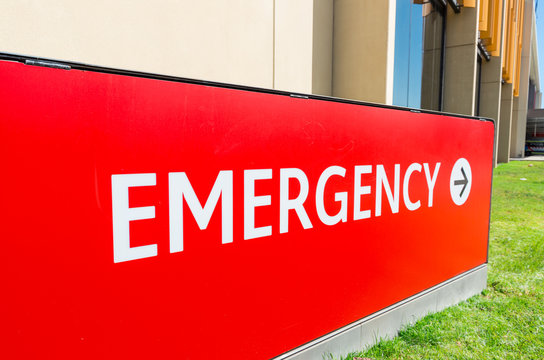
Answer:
top-left (450, 158), bottom-right (472, 206)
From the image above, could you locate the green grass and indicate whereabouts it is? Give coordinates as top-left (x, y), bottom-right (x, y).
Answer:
top-left (344, 161), bottom-right (544, 360)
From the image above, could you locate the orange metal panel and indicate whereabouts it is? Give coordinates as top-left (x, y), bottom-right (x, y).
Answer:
top-left (479, 0), bottom-right (490, 33)
top-left (489, 0), bottom-right (503, 56)
top-left (502, 0), bottom-right (516, 83)
top-left (513, 0), bottom-right (524, 97)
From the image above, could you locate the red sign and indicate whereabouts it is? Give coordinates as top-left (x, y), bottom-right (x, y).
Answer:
top-left (0, 59), bottom-right (493, 359)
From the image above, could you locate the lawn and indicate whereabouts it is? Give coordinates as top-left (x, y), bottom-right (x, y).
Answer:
top-left (344, 161), bottom-right (544, 360)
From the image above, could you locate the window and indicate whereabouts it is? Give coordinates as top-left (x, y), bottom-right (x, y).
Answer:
top-left (393, 0), bottom-right (445, 111)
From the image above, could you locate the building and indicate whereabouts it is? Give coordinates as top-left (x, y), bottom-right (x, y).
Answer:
top-left (1, 0), bottom-right (539, 164)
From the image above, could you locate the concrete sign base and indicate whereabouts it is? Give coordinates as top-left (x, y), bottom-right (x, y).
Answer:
top-left (278, 265), bottom-right (487, 360)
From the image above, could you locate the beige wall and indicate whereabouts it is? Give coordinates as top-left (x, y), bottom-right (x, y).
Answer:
top-left (480, 56), bottom-right (503, 166)
top-left (480, 0), bottom-right (507, 167)
top-left (498, 83), bottom-right (514, 163)
top-left (311, 0), bottom-right (334, 96)
top-left (274, 0), bottom-right (333, 95)
top-left (0, 0), bottom-right (336, 95)
top-left (274, 0), bottom-right (314, 93)
top-left (0, 0), bottom-right (275, 88)
top-left (442, 5), bottom-right (479, 116)
top-left (332, 0), bottom-right (396, 104)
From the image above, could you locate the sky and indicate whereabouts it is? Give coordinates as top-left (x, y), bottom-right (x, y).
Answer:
top-left (537, 0), bottom-right (544, 87)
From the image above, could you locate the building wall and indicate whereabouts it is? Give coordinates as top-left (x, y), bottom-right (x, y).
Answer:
top-left (0, 0), bottom-right (275, 88)
top-left (480, 54), bottom-right (504, 166)
top-left (332, 0), bottom-right (396, 104)
top-left (0, 0), bottom-right (333, 94)
top-left (311, 0), bottom-right (334, 95)
top-left (479, 0), bottom-right (507, 167)
top-left (274, 0), bottom-right (333, 96)
top-left (499, 83), bottom-right (515, 163)
top-left (0, 0), bottom-right (400, 103)
top-left (442, 4), bottom-right (479, 116)
top-left (478, 0), bottom-right (538, 162)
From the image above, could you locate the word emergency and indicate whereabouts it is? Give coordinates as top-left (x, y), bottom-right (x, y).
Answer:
top-left (112, 162), bottom-right (440, 263)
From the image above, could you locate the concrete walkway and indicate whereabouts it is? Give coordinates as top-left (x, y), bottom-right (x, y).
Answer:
top-left (510, 156), bottom-right (544, 161)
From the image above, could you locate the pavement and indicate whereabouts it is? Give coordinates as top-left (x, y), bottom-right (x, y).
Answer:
top-left (510, 156), bottom-right (544, 161)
